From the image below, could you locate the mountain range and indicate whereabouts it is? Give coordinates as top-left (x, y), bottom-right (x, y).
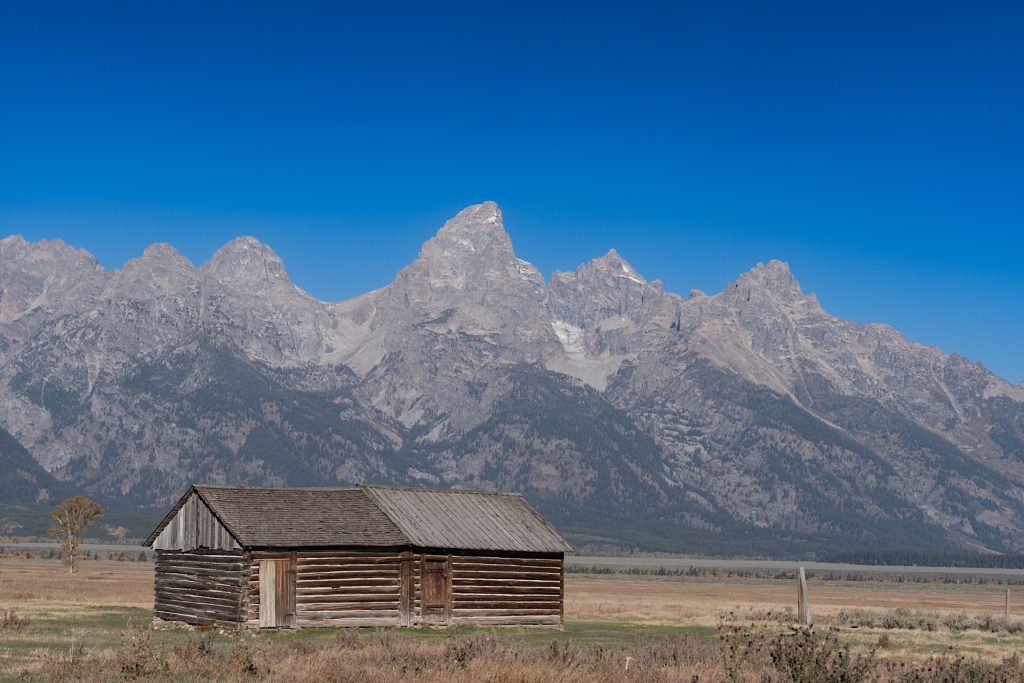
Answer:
top-left (2, 202), bottom-right (1022, 555)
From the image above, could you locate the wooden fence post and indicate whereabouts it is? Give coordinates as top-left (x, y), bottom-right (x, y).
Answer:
top-left (797, 567), bottom-right (812, 627)
top-left (1006, 588), bottom-right (1010, 621)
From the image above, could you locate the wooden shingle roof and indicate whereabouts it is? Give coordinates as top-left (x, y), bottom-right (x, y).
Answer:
top-left (145, 484), bottom-right (572, 553)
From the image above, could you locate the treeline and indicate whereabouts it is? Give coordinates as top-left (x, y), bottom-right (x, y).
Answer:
top-left (823, 549), bottom-right (1024, 569)
top-left (0, 547), bottom-right (150, 562)
top-left (567, 564), bottom-right (1024, 585)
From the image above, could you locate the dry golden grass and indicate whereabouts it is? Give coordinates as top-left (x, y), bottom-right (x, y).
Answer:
top-left (0, 560), bottom-right (152, 606)
top-left (3, 560), bottom-right (1024, 681)
top-left (568, 575), bottom-right (1020, 624)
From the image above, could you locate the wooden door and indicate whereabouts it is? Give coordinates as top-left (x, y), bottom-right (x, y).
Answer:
top-left (421, 559), bottom-right (450, 624)
top-left (258, 558), bottom-right (296, 628)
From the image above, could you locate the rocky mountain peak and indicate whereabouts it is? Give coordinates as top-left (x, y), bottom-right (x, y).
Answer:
top-left (139, 242), bottom-right (193, 266)
top-left (724, 259), bottom-right (809, 306)
top-left (0, 234), bottom-right (28, 249)
top-left (397, 202), bottom-right (544, 296)
top-left (426, 201), bottom-right (512, 256)
top-left (587, 249), bottom-right (647, 284)
top-left (0, 236), bottom-right (107, 321)
top-left (0, 235), bottom-right (100, 268)
top-left (117, 243), bottom-right (198, 299)
top-left (201, 236), bottom-right (290, 290)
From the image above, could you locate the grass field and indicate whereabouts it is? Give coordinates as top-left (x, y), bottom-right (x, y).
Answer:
top-left (2, 559), bottom-right (1023, 681)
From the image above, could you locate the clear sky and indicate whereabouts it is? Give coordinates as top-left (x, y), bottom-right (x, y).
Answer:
top-left (1, 1), bottom-right (1022, 382)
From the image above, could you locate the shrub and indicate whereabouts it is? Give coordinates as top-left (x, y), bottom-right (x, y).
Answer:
top-left (769, 627), bottom-right (876, 683)
top-left (0, 608), bottom-right (29, 629)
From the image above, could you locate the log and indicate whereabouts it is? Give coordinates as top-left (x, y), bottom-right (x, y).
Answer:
top-left (294, 593), bottom-right (402, 604)
top-left (295, 577), bottom-right (399, 588)
top-left (295, 568), bottom-right (400, 578)
top-left (450, 556), bottom-right (560, 566)
top-left (452, 609), bottom-right (560, 617)
top-left (449, 615), bottom-right (559, 626)
top-left (452, 577), bottom-right (560, 586)
top-left (298, 607), bottom-right (400, 617)
top-left (294, 617), bottom-right (399, 628)
top-left (452, 569), bottom-right (562, 579)
top-left (296, 585), bottom-right (399, 597)
top-left (298, 602), bottom-right (399, 612)
top-left (452, 599), bottom-right (562, 609)
top-left (452, 585), bottom-right (561, 595)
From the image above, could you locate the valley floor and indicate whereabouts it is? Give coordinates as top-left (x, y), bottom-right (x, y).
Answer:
top-left (1, 560), bottom-right (1022, 681)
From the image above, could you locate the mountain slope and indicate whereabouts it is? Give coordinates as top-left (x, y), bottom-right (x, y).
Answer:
top-left (1, 204), bottom-right (1021, 555)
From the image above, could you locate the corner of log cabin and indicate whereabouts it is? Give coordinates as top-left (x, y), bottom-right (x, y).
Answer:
top-left (153, 549), bottom-right (247, 627)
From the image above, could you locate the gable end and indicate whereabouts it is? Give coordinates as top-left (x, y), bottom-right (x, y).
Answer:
top-left (148, 489), bottom-right (241, 551)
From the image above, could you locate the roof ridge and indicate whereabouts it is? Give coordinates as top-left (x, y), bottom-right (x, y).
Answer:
top-left (358, 483), bottom-right (524, 497)
top-left (195, 484), bottom-right (361, 492)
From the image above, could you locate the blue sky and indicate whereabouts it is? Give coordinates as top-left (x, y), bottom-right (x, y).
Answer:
top-left (1, 1), bottom-right (1022, 382)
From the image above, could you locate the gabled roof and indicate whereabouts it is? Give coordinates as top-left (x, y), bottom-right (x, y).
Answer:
top-left (145, 484), bottom-right (572, 553)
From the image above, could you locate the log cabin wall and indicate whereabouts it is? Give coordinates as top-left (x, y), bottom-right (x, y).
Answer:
top-left (153, 549), bottom-right (247, 627)
top-left (241, 548), bottom-right (563, 628)
top-left (448, 551), bottom-right (563, 626)
top-left (246, 549), bottom-right (407, 628)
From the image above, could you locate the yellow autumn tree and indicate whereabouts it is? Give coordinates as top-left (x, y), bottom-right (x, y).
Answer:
top-left (49, 496), bottom-right (104, 574)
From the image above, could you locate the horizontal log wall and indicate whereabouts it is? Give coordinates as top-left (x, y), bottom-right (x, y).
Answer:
top-left (449, 554), bottom-right (563, 626)
top-left (247, 550), bottom-right (404, 628)
top-left (154, 549), bottom-right (246, 627)
top-left (239, 548), bottom-right (564, 629)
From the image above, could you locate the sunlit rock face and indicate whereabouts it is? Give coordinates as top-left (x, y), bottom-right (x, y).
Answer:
top-left (1, 203), bottom-right (1022, 553)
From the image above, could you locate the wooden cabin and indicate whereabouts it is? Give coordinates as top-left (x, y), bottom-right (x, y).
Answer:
top-left (144, 484), bottom-right (572, 629)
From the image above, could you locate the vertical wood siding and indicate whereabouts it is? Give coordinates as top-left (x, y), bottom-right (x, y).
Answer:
top-left (153, 549), bottom-right (246, 627)
top-left (152, 493), bottom-right (239, 552)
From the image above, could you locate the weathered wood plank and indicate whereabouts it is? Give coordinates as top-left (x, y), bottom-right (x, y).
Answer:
top-left (452, 599), bottom-right (562, 608)
top-left (153, 493), bottom-right (240, 552)
top-left (294, 592), bottom-right (402, 604)
top-left (296, 585), bottom-right (400, 596)
top-left (296, 557), bottom-right (403, 565)
top-left (258, 560), bottom-right (277, 627)
top-left (295, 568), bottom-right (401, 577)
top-left (452, 585), bottom-right (561, 595)
top-left (451, 569), bottom-right (562, 579)
top-left (298, 606), bottom-right (401, 617)
top-left (450, 610), bottom-right (561, 618)
top-left (295, 579), bottom-right (399, 590)
top-left (298, 600), bottom-right (399, 610)
top-left (156, 569), bottom-right (245, 584)
top-left (452, 578), bottom-right (560, 587)
top-left (450, 615), bottom-right (560, 626)
top-left (294, 617), bottom-right (399, 627)
top-left (450, 557), bottom-right (561, 567)
top-left (157, 559), bottom-right (246, 571)
top-left (155, 600), bottom-right (241, 622)
top-left (155, 587), bottom-right (243, 606)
